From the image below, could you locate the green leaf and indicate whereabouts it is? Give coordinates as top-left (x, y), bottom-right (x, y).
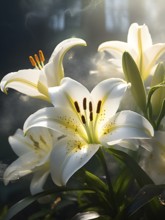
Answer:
top-left (84, 170), bottom-right (114, 215)
top-left (156, 98), bottom-right (165, 129)
top-left (108, 148), bottom-right (153, 187)
top-left (84, 170), bottom-right (108, 193)
top-left (122, 52), bottom-right (146, 113)
top-left (126, 184), bottom-right (165, 217)
top-left (147, 83), bottom-right (165, 109)
top-left (4, 187), bottom-right (95, 220)
top-left (114, 168), bottom-right (134, 204)
top-left (107, 148), bottom-right (162, 218)
top-left (146, 82), bottom-right (165, 128)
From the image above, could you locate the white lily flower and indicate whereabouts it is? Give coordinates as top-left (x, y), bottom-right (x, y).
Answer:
top-left (0, 38), bottom-right (86, 102)
top-left (3, 128), bottom-right (59, 195)
top-left (98, 23), bottom-right (165, 81)
top-left (23, 77), bottom-right (154, 186)
top-left (140, 131), bottom-right (165, 184)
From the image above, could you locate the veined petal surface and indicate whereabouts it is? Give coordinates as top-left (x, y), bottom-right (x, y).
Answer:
top-left (100, 110), bottom-right (154, 144)
top-left (1, 69), bottom-right (47, 99)
top-left (50, 136), bottom-right (100, 186)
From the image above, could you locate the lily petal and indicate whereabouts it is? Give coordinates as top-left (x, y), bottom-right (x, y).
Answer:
top-left (127, 23), bottom-right (152, 52)
top-left (8, 129), bottom-right (32, 156)
top-left (9, 128), bottom-right (57, 157)
top-left (98, 41), bottom-right (130, 59)
top-left (143, 44), bottom-right (165, 80)
top-left (3, 152), bottom-right (38, 185)
top-left (43, 38), bottom-right (87, 87)
top-left (50, 136), bottom-right (100, 186)
top-left (23, 107), bottom-right (87, 141)
top-left (100, 110), bottom-right (154, 144)
top-left (91, 78), bottom-right (129, 126)
top-left (30, 168), bottom-right (49, 195)
top-left (49, 77), bottom-right (90, 109)
top-left (0, 69), bottom-right (47, 100)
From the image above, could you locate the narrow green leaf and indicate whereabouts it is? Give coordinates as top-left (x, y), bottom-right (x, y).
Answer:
top-left (4, 187), bottom-right (95, 220)
top-left (114, 168), bottom-right (133, 203)
top-left (108, 148), bottom-right (153, 186)
top-left (122, 52), bottom-right (146, 113)
top-left (146, 82), bottom-right (165, 127)
top-left (84, 170), bottom-right (108, 193)
top-left (126, 184), bottom-right (165, 217)
top-left (147, 83), bottom-right (165, 109)
top-left (156, 99), bottom-right (165, 129)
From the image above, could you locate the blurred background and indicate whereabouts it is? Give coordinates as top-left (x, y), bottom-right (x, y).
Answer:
top-left (1, 0), bottom-right (165, 210)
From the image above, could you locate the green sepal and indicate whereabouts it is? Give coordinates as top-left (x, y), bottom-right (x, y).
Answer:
top-left (122, 52), bottom-right (146, 113)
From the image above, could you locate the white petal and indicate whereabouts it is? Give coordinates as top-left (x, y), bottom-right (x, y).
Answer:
top-left (49, 77), bottom-right (90, 110)
top-left (27, 127), bottom-right (58, 152)
top-left (3, 152), bottom-right (39, 185)
top-left (44, 38), bottom-right (86, 87)
top-left (50, 137), bottom-right (100, 186)
top-left (30, 168), bottom-right (49, 195)
top-left (23, 107), bottom-right (87, 141)
top-left (91, 78), bottom-right (129, 127)
top-left (100, 110), bottom-right (154, 144)
top-left (8, 129), bottom-right (31, 156)
top-left (143, 44), bottom-right (165, 80)
top-left (127, 23), bottom-right (152, 52)
top-left (0, 69), bottom-right (47, 100)
top-left (98, 41), bottom-right (130, 59)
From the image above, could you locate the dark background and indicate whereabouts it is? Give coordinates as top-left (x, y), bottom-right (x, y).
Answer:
top-left (1, 0), bottom-right (165, 209)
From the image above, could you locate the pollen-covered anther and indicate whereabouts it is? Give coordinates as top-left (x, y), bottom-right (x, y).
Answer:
top-left (74, 101), bottom-right (80, 113)
top-left (29, 50), bottom-right (45, 69)
top-left (90, 112), bottom-right (93, 121)
top-left (81, 115), bottom-right (86, 124)
top-left (39, 50), bottom-right (45, 63)
top-left (29, 56), bottom-right (37, 68)
top-left (83, 98), bottom-right (87, 110)
top-left (89, 101), bottom-right (93, 112)
top-left (96, 100), bottom-right (102, 113)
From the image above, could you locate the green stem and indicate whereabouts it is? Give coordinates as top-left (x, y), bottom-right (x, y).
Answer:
top-left (97, 147), bottom-right (118, 216)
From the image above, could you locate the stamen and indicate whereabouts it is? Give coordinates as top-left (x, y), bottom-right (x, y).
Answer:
top-left (96, 100), bottom-right (102, 113)
top-left (74, 101), bottom-right (80, 113)
top-left (39, 50), bottom-right (45, 63)
top-left (90, 112), bottom-right (93, 121)
top-left (29, 50), bottom-right (45, 69)
top-left (83, 98), bottom-right (87, 110)
top-left (89, 101), bottom-right (93, 112)
top-left (34, 54), bottom-right (40, 64)
top-left (81, 115), bottom-right (86, 124)
top-left (29, 56), bottom-right (37, 68)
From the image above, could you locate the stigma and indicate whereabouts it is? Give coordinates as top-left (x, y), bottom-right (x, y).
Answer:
top-left (29, 50), bottom-right (45, 70)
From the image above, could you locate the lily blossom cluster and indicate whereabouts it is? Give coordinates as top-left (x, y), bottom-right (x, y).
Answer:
top-left (1, 23), bottom-right (165, 219)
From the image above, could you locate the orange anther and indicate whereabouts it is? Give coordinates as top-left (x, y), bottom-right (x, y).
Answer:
top-left (39, 50), bottom-right (45, 63)
top-left (29, 56), bottom-right (37, 67)
top-left (34, 54), bottom-right (40, 64)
